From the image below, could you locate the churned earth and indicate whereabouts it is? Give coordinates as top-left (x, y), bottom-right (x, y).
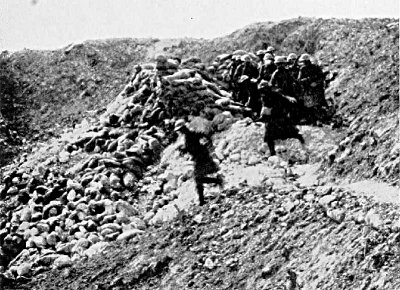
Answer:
top-left (0, 17), bottom-right (399, 290)
top-left (5, 117), bottom-right (400, 290)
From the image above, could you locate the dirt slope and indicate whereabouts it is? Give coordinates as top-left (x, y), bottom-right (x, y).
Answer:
top-left (3, 17), bottom-right (398, 183)
top-left (1, 17), bottom-right (399, 290)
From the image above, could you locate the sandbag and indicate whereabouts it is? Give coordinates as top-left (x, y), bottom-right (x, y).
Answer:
top-left (181, 57), bottom-right (202, 65)
top-left (216, 53), bottom-right (232, 62)
top-left (142, 63), bottom-right (156, 70)
top-left (163, 69), bottom-right (195, 82)
top-left (232, 50), bottom-right (248, 56)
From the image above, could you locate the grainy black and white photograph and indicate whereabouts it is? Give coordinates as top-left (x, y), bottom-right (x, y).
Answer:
top-left (0, 0), bottom-right (399, 289)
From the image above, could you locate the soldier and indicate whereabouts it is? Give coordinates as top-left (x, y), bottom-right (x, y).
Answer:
top-left (233, 55), bottom-right (258, 105)
top-left (258, 81), bottom-right (305, 156)
top-left (270, 56), bottom-right (296, 98)
top-left (265, 46), bottom-right (276, 58)
top-left (233, 54), bottom-right (259, 81)
top-left (228, 55), bottom-right (242, 101)
top-left (174, 119), bottom-right (223, 206)
top-left (297, 53), bottom-right (328, 124)
top-left (255, 50), bottom-right (266, 68)
top-left (287, 53), bottom-right (300, 80)
top-left (258, 53), bottom-right (276, 83)
top-left (270, 56), bottom-right (300, 121)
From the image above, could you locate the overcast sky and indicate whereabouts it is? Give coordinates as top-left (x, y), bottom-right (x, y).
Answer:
top-left (1, 0), bottom-right (399, 51)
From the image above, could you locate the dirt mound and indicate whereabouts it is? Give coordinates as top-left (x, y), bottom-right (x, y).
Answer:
top-left (16, 182), bottom-right (400, 290)
top-left (1, 17), bottom-right (399, 290)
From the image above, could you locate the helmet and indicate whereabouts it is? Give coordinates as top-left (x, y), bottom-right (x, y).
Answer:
top-left (298, 53), bottom-right (311, 62)
top-left (266, 46), bottom-right (275, 53)
top-left (256, 49), bottom-right (266, 56)
top-left (287, 53), bottom-right (297, 61)
top-left (174, 119), bottom-right (186, 132)
top-left (238, 75), bottom-right (250, 83)
top-left (241, 54), bottom-right (251, 62)
top-left (263, 53), bottom-right (274, 61)
top-left (310, 57), bottom-right (319, 65)
top-left (274, 56), bottom-right (287, 64)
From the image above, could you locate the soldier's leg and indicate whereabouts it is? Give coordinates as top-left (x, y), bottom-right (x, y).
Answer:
top-left (264, 122), bottom-right (276, 156)
top-left (200, 176), bottom-right (223, 185)
top-left (266, 138), bottom-right (276, 156)
top-left (194, 175), bottom-right (205, 205)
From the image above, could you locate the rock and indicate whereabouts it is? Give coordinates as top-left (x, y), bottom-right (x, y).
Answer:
top-left (87, 233), bottom-right (101, 244)
top-left (123, 172), bottom-right (137, 189)
top-left (116, 201), bottom-right (136, 216)
top-left (74, 238), bottom-right (91, 249)
top-left (20, 207), bottom-right (32, 222)
top-left (129, 217), bottom-right (146, 230)
top-left (110, 173), bottom-right (122, 189)
top-left (67, 189), bottom-right (77, 202)
top-left (143, 211), bottom-right (155, 224)
top-left (248, 156), bottom-right (261, 166)
top-left (36, 223), bottom-right (50, 233)
top-left (327, 208), bottom-right (346, 223)
top-left (53, 255), bottom-right (72, 269)
top-left (116, 229), bottom-right (144, 241)
top-left (66, 180), bottom-right (83, 193)
top-left (282, 201), bottom-right (296, 213)
top-left (261, 264), bottom-right (275, 278)
top-left (100, 223), bottom-right (122, 232)
top-left (267, 155), bottom-right (283, 167)
top-left (365, 211), bottom-right (383, 230)
top-left (315, 186), bottom-right (333, 196)
top-left (229, 153), bottom-right (241, 162)
top-left (84, 241), bottom-right (109, 258)
top-left (18, 221), bottom-right (31, 232)
top-left (59, 151), bottom-right (70, 163)
top-left (7, 186), bottom-right (18, 195)
top-left (36, 254), bottom-right (64, 266)
top-left (318, 194), bottom-right (337, 208)
top-left (56, 241), bottom-right (77, 254)
top-left (46, 232), bottom-right (59, 246)
top-left (204, 257), bottom-right (215, 270)
top-left (16, 262), bottom-right (32, 276)
top-left (303, 193), bottom-right (315, 203)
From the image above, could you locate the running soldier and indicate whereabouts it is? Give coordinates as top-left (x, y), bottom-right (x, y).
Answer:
top-left (174, 120), bottom-right (223, 206)
top-left (258, 81), bottom-right (305, 156)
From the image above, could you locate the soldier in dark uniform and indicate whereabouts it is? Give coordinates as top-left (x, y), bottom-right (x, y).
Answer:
top-left (258, 53), bottom-right (276, 83)
top-left (297, 53), bottom-right (328, 124)
top-left (287, 53), bottom-right (300, 80)
top-left (174, 120), bottom-right (223, 206)
top-left (233, 55), bottom-right (258, 105)
top-left (228, 55), bottom-right (242, 101)
top-left (255, 50), bottom-right (266, 69)
top-left (270, 56), bottom-right (300, 122)
top-left (258, 81), bottom-right (305, 156)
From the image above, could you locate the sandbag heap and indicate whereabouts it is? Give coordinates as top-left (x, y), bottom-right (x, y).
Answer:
top-left (0, 55), bottom-right (252, 279)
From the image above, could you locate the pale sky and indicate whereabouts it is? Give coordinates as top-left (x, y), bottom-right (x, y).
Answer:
top-left (1, 0), bottom-right (399, 51)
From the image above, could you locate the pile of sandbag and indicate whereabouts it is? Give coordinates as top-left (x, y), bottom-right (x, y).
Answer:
top-left (0, 53), bottom-right (253, 279)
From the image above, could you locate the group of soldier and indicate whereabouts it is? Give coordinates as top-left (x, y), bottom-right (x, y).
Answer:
top-left (206, 47), bottom-right (330, 157)
top-left (215, 47), bottom-right (328, 126)
top-left (124, 47), bottom-right (332, 206)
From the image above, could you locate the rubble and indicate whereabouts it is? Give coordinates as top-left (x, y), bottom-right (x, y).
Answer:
top-left (0, 17), bottom-right (398, 290)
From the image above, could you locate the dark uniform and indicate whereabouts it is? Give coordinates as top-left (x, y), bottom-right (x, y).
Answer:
top-left (233, 58), bottom-right (258, 105)
top-left (258, 61), bottom-right (276, 83)
top-left (270, 65), bottom-right (300, 122)
top-left (258, 83), bottom-right (305, 156)
top-left (175, 122), bottom-right (223, 205)
top-left (298, 61), bottom-right (328, 124)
